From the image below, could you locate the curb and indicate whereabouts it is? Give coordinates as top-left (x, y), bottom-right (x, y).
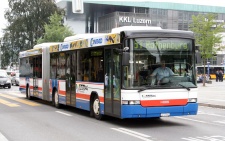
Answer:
top-left (198, 103), bottom-right (225, 109)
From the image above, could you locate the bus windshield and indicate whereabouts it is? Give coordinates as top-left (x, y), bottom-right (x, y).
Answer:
top-left (123, 38), bottom-right (196, 89)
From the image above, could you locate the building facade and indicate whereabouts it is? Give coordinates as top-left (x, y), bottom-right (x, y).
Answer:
top-left (56, 0), bottom-right (225, 65)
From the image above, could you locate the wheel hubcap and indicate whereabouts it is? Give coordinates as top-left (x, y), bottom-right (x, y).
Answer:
top-left (93, 99), bottom-right (100, 115)
top-left (28, 88), bottom-right (30, 97)
top-left (55, 92), bottom-right (58, 104)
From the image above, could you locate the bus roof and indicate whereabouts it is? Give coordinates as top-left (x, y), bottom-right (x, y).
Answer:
top-left (111, 26), bottom-right (162, 33)
top-left (121, 29), bottom-right (194, 39)
top-left (33, 42), bottom-right (62, 49)
top-left (19, 42), bottom-right (62, 58)
top-left (64, 33), bottom-right (107, 42)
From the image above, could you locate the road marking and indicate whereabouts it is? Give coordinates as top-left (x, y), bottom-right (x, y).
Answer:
top-left (175, 117), bottom-right (224, 126)
top-left (175, 117), bottom-right (207, 123)
top-left (56, 111), bottom-right (72, 116)
top-left (0, 99), bottom-right (20, 107)
top-left (111, 128), bottom-right (152, 141)
top-left (200, 98), bottom-right (225, 102)
top-left (182, 135), bottom-right (225, 141)
top-left (198, 112), bottom-right (225, 118)
top-left (214, 120), bottom-right (225, 124)
top-left (8, 92), bottom-right (25, 97)
top-left (0, 93), bottom-right (40, 106)
top-left (0, 132), bottom-right (9, 141)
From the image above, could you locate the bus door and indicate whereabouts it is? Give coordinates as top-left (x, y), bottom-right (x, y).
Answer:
top-left (104, 47), bottom-right (121, 117)
top-left (33, 56), bottom-right (41, 97)
top-left (65, 52), bottom-right (76, 106)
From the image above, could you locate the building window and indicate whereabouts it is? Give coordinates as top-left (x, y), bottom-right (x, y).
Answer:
top-left (135, 7), bottom-right (146, 13)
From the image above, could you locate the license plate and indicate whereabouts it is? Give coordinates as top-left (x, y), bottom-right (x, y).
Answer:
top-left (161, 113), bottom-right (170, 117)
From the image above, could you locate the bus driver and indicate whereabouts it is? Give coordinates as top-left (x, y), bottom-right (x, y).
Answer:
top-left (150, 60), bottom-right (174, 85)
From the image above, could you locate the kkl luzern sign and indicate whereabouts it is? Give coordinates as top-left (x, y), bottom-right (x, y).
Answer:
top-left (119, 16), bottom-right (151, 24)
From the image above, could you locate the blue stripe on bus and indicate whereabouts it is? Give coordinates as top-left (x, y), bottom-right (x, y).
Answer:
top-left (20, 88), bottom-right (26, 93)
top-left (76, 99), bottom-right (90, 111)
top-left (121, 103), bottom-right (198, 118)
top-left (75, 99), bottom-right (104, 114)
top-left (59, 95), bottom-right (66, 105)
top-left (51, 79), bottom-right (58, 88)
top-left (38, 91), bottom-right (43, 99)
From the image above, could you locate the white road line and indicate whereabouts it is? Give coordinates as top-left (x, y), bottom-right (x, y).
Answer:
top-left (200, 98), bottom-right (225, 102)
top-left (9, 92), bottom-right (25, 97)
top-left (0, 132), bottom-right (9, 141)
top-left (197, 110), bottom-right (225, 117)
top-left (111, 128), bottom-right (152, 141)
top-left (214, 120), bottom-right (225, 124)
top-left (175, 117), bottom-right (224, 126)
top-left (199, 113), bottom-right (225, 118)
top-left (118, 128), bottom-right (150, 138)
top-left (175, 117), bottom-right (207, 123)
top-left (55, 111), bottom-right (72, 116)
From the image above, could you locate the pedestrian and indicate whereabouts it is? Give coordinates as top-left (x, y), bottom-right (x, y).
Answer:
top-left (219, 70), bottom-right (224, 82)
top-left (216, 70), bottom-right (219, 82)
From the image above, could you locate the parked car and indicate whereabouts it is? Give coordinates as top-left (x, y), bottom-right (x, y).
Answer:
top-left (11, 72), bottom-right (19, 86)
top-left (0, 70), bottom-right (11, 89)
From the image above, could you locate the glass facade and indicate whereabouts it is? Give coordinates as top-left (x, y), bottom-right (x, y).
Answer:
top-left (98, 10), bottom-right (225, 33)
top-left (62, 2), bottom-right (225, 66)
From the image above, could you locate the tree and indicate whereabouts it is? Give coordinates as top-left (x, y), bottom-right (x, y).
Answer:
top-left (37, 12), bottom-right (73, 43)
top-left (1, 0), bottom-right (64, 68)
top-left (189, 13), bottom-right (224, 86)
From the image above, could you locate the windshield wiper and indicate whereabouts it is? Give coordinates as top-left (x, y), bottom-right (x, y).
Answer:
top-left (178, 84), bottom-right (190, 91)
top-left (138, 88), bottom-right (148, 93)
top-left (138, 86), bottom-right (152, 92)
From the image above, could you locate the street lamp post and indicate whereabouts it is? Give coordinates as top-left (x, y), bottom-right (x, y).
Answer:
top-left (207, 61), bottom-right (210, 80)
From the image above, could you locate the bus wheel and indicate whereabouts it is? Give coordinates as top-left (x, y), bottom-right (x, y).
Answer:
top-left (53, 91), bottom-right (60, 108)
top-left (92, 95), bottom-right (102, 120)
top-left (26, 87), bottom-right (32, 100)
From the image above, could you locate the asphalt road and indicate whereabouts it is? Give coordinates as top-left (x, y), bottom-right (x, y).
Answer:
top-left (0, 86), bottom-right (225, 141)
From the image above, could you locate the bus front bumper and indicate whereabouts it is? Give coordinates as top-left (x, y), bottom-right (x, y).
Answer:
top-left (121, 103), bottom-right (198, 119)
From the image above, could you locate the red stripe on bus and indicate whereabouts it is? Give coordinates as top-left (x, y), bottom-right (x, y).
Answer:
top-left (76, 93), bottom-right (90, 100)
top-left (76, 93), bottom-right (104, 103)
top-left (58, 89), bottom-right (66, 95)
top-left (20, 85), bottom-right (26, 89)
top-left (141, 99), bottom-right (188, 107)
top-left (99, 97), bottom-right (104, 103)
top-left (38, 87), bottom-right (42, 91)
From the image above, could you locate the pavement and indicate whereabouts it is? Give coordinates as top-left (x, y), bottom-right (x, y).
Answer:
top-left (198, 79), bottom-right (225, 109)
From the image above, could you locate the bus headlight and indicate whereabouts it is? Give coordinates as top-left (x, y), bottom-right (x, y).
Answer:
top-left (188, 98), bottom-right (197, 103)
top-left (122, 100), bottom-right (140, 105)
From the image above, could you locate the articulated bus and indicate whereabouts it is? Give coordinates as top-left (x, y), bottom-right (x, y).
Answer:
top-left (196, 65), bottom-right (225, 79)
top-left (19, 27), bottom-right (198, 119)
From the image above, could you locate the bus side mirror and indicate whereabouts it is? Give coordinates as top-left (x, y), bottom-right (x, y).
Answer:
top-left (122, 52), bottom-right (130, 66)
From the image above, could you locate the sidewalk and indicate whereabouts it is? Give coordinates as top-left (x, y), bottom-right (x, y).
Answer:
top-left (198, 79), bottom-right (225, 109)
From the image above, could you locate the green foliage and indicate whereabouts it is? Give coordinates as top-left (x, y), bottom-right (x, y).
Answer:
top-left (190, 14), bottom-right (224, 60)
top-left (189, 13), bottom-right (224, 85)
top-left (1, 0), bottom-right (64, 68)
top-left (37, 12), bottom-right (73, 43)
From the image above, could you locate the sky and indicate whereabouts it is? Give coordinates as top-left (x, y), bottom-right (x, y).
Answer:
top-left (1, 0), bottom-right (225, 37)
top-left (0, 0), bottom-right (9, 38)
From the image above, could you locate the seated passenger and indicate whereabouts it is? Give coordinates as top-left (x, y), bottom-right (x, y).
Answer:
top-left (150, 60), bottom-right (174, 85)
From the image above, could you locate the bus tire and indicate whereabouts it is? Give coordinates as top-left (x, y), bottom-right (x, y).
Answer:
top-left (92, 95), bottom-right (102, 120)
top-left (53, 90), bottom-right (61, 108)
top-left (26, 86), bottom-right (32, 100)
